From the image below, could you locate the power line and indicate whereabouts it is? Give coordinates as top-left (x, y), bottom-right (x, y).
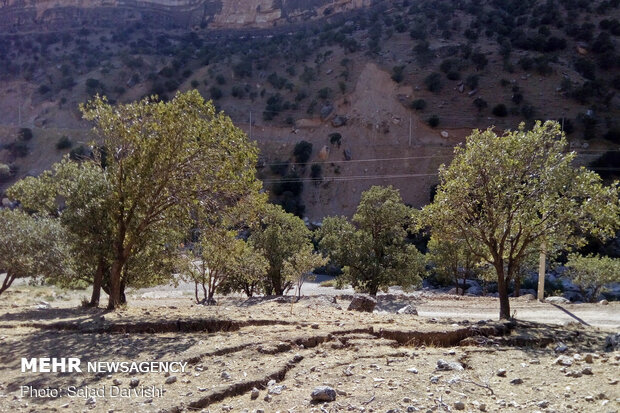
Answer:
top-left (261, 149), bottom-right (619, 167)
top-left (263, 154), bottom-right (454, 167)
top-left (261, 173), bottom-right (438, 183)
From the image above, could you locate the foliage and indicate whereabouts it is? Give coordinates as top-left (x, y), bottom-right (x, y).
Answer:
top-left (391, 65), bottom-right (405, 83)
top-left (317, 186), bottom-right (425, 295)
top-left (282, 244), bottom-right (328, 298)
top-left (79, 90), bottom-right (260, 309)
top-left (411, 99), bottom-right (427, 111)
top-left (422, 121), bottom-right (619, 319)
top-left (0, 209), bottom-right (68, 296)
top-left (18, 128), bottom-right (33, 141)
top-left (0, 163), bottom-right (12, 182)
top-left (565, 254), bottom-right (620, 302)
top-left (329, 133), bottom-right (342, 146)
top-left (56, 135), bottom-right (72, 150)
top-left (427, 236), bottom-right (479, 295)
top-left (424, 72), bottom-right (442, 93)
top-left (427, 115), bottom-right (440, 127)
top-left (293, 140), bottom-right (313, 164)
top-left (250, 204), bottom-right (314, 295)
top-left (219, 240), bottom-right (269, 298)
top-left (492, 103), bottom-right (508, 117)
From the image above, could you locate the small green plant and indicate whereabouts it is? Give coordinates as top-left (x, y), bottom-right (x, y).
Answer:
top-left (427, 115), bottom-right (440, 127)
top-left (492, 103), bottom-right (508, 117)
top-left (293, 141), bottom-right (313, 164)
top-left (411, 99), bottom-right (427, 111)
top-left (329, 133), bottom-right (342, 146)
top-left (56, 136), bottom-right (72, 150)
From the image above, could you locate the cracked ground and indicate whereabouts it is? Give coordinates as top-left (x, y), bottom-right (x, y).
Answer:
top-left (0, 287), bottom-right (618, 413)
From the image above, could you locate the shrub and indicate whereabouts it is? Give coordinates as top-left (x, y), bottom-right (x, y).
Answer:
top-left (492, 103), bottom-right (508, 117)
top-left (0, 163), bottom-right (11, 182)
top-left (424, 73), bottom-right (442, 93)
top-left (69, 145), bottom-right (88, 160)
top-left (391, 65), bottom-right (405, 83)
top-left (209, 86), bottom-right (222, 100)
top-left (10, 141), bottom-right (28, 157)
top-left (293, 140), bottom-right (313, 164)
top-left (411, 99), bottom-right (427, 111)
top-left (318, 87), bottom-right (332, 100)
top-left (565, 254), bottom-right (620, 302)
top-left (427, 115), bottom-right (440, 127)
top-left (446, 71), bottom-right (461, 81)
top-left (329, 133), bottom-right (342, 146)
top-left (56, 136), bottom-right (72, 150)
top-left (473, 97), bottom-right (487, 112)
top-left (270, 160), bottom-right (288, 176)
top-left (521, 104), bottom-right (535, 119)
top-left (18, 128), bottom-right (33, 141)
top-left (310, 164), bottom-right (323, 183)
top-left (465, 74), bottom-right (479, 90)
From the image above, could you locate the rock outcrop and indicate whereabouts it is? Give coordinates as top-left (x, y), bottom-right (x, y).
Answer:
top-left (0, 0), bottom-right (371, 32)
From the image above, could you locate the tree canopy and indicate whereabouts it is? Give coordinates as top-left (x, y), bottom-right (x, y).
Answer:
top-left (422, 121), bottom-right (619, 319)
top-left (76, 90), bottom-right (260, 309)
top-left (318, 186), bottom-right (425, 295)
top-left (249, 204), bottom-right (314, 295)
top-left (0, 209), bottom-right (68, 296)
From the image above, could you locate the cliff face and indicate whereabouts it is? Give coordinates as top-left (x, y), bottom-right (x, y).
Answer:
top-left (0, 0), bottom-right (371, 32)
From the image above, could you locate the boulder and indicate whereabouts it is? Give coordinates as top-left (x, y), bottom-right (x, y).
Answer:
top-left (311, 386), bottom-right (336, 402)
top-left (318, 145), bottom-right (330, 161)
top-left (466, 286), bottom-right (483, 296)
top-left (331, 115), bottom-right (347, 127)
top-left (605, 333), bottom-right (620, 351)
top-left (320, 104), bottom-right (334, 120)
top-left (436, 359), bottom-right (464, 371)
top-left (343, 148), bottom-right (352, 161)
top-left (397, 305), bottom-right (418, 315)
top-left (347, 295), bottom-right (376, 312)
top-left (545, 296), bottom-right (570, 304)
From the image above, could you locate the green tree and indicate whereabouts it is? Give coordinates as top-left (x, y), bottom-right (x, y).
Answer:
top-left (219, 241), bottom-right (269, 298)
top-left (282, 244), bottom-right (328, 299)
top-left (80, 91), bottom-right (260, 309)
top-left (0, 209), bottom-right (68, 296)
top-left (422, 121), bottom-right (619, 319)
top-left (427, 236), bottom-right (478, 295)
top-left (250, 204), bottom-right (314, 295)
top-left (8, 158), bottom-right (113, 306)
top-left (317, 186), bottom-right (425, 295)
top-left (183, 228), bottom-right (245, 304)
top-left (565, 254), bottom-right (620, 302)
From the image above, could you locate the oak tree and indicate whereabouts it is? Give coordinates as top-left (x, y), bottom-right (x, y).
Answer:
top-left (422, 121), bottom-right (619, 319)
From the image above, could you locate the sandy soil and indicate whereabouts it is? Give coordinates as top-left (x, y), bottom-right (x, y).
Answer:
top-left (0, 284), bottom-right (618, 413)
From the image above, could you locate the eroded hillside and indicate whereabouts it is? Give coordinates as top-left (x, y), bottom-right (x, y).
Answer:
top-left (0, 0), bottom-right (618, 218)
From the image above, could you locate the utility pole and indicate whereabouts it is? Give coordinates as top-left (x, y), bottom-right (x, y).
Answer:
top-left (408, 115), bottom-right (412, 146)
top-left (537, 241), bottom-right (546, 301)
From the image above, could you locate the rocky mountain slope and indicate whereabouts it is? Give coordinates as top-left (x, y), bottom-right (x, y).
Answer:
top-left (0, 0), bottom-right (618, 218)
top-left (0, 0), bottom-right (370, 32)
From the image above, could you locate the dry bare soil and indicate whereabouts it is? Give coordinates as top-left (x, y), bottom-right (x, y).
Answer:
top-left (0, 287), bottom-right (618, 413)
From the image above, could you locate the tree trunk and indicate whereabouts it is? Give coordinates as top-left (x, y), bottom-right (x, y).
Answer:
top-left (89, 258), bottom-right (105, 307)
top-left (107, 260), bottom-right (123, 310)
top-left (273, 274), bottom-right (283, 295)
top-left (513, 274), bottom-right (521, 297)
top-left (497, 268), bottom-right (511, 320)
top-left (0, 272), bottom-right (16, 296)
top-left (194, 281), bottom-right (199, 304)
top-left (120, 280), bottom-right (126, 305)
